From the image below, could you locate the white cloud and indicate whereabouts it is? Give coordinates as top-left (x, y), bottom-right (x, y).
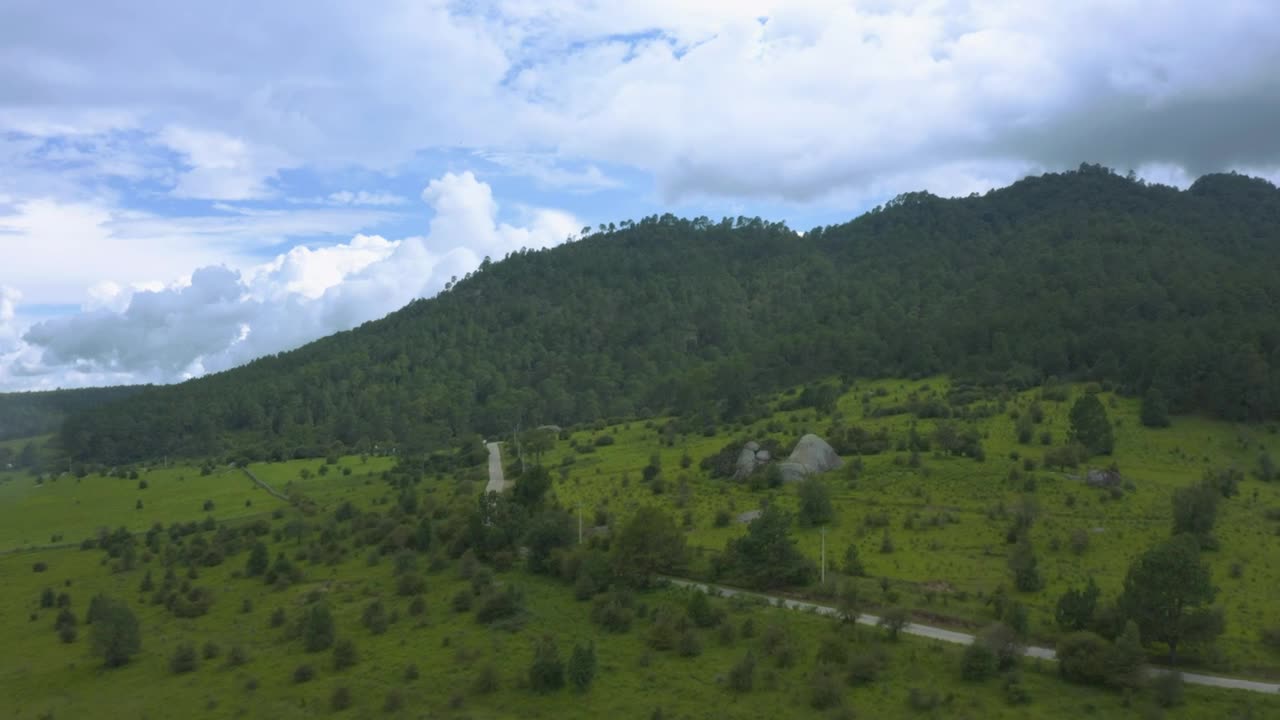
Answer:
top-left (3, 173), bottom-right (579, 389)
top-left (0, 198), bottom-right (397, 305)
top-left (158, 126), bottom-right (291, 200)
top-left (0, 287), bottom-right (21, 354)
top-left (325, 190), bottom-right (407, 206)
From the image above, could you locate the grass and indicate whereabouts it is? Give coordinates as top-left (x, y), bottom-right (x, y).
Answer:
top-left (540, 378), bottom-right (1280, 677)
top-left (2, 469), bottom-right (1276, 719)
top-left (0, 455), bottom-right (397, 553)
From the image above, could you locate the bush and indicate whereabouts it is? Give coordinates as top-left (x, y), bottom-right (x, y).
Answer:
top-left (170, 643), bottom-right (199, 674)
top-left (475, 586), bottom-right (523, 624)
top-left (333, 638), bottom-right (359, 670)
top-left (960, 641), bottom-right (997, 681)
top-left (58, 624), bottom-right (78, 643)
top-left (201, 641), bottom-right (221, 660)
top-left (226, 645), bottom-right (249, 667)
top-left (878, 607), bottom-right (910, 640)
top-left (362, 600), bottom-right (389, 635)
top-left (528, 635), bottom-right (565, 693)
top-left (846, 646), bottom-right (888, 686)
top-left (330, 686), bottom-right (352, 711)
top-left (32, 561), bottom-right (48, 573)
top-left (1056, 632), bottom-right (1110, 685)
top-left (473, 663), bottom-right (499, 694)
top-left (677, 628), bottom-right (703, 657)
top-left (728, 651), bottom-right (756, 693)
top-left (809, 664), bottom-right (843, 709)
top-left (452, 589), bottom-right (474, 613)
top-left (403, 663), bottom-right (420, 680)
top-left (292, 664), bottom-right (315, 683)
top-left (567, 642), bottom-right (597, 691)
top-left (1152, 671), bottom-right (1185, 708)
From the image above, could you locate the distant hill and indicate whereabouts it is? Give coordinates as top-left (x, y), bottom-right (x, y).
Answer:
top-left (58, 165), bottom-right (1280, 464)
top-left (0, 386), bottom-right (146, 442)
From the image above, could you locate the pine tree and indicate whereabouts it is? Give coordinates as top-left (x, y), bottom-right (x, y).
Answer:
top-left (566, 641), bottom-right (597, 692)
top-left (1068, 394), bottom-right (1114, 456)
top-left (528, 635), bottom-right (565, 693)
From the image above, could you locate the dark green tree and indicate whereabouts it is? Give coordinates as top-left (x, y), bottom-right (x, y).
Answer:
top-left (1118, 535), bottom-right (1222, 664)
top-left (611, 506), bottom-right (688, 588)
top-left (1140, 388), bottom-right (1171, 428)
top-left (1054, 577), bottom-right (1100, 631)
top-left (89, 597), bottom-right (141, 668)
top-left (1008, 534), bottom-right (1044, 592)
top-left (1171, 481), bottom-right (1218, 542)
top-left (796, 477), bottom-right (833, 527)
top-left (528, 634), bottom-right (565, 693)
top-left (245, 541), bottom-right (269, 577)
top-left (1068, 394), bottom-right (1114, 456)
top-left (1104, 620), bottom-right (1145, 689)
top-left (714, 505), bottom-right (815, 590)
top-left (841, 542), bottom-right (865, 577)
top-left (566, 642), bottom-right (597, 692)
top-left (303, 602), bottom-right (336, 652)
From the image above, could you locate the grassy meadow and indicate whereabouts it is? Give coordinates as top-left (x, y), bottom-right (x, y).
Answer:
top-left (1, 459), bottom-right (1277, 720)
top-left (542, 378), bottom-right (1280, 677)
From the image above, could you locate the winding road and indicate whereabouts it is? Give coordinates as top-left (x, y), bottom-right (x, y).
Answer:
top-left (484, 441), bottom-right (506, 494)
top-left (666, 578), bottom-right (1280, 694)
top-left (480, 443), bottom-right (1277, 694)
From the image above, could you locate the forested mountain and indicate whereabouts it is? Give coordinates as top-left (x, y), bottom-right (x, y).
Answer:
top-left (0, 386), bottom-right (145, 442)
top-left (59, 165), bottom-right (1280, 464)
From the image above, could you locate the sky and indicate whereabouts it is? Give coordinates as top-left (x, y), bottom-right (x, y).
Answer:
top-left (2, 0), bottom-right (1279, 391)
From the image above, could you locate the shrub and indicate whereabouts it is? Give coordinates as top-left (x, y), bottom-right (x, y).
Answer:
top-left (292, 664), bottom-right (315, 683)
top-left (452, 589), bottom-right (474, 612)
top-left (878, 607), bottom-right (910, 640)
top-left (473, 663), bottom-right (499, 694)
top-left (362, 599), bottom-right (389, 635)
top-left (58, 624), bottom-right (78, 643)
top-left (809, 663), bottom-right (843, 709)
top-left (1152, 671), bottom-right (1185, 708)
top-left (1056, 632), bottom-right (1110, 685)
top-left (728, 651), bottom-right (756, 693)
top-left (170, 643), bottom-right (198, 674)
top-left (528, 635), bottom-right (565, 693)
top-left (333, 638), bottom-right (359, 670)
top-left (201, 641), bottom-right (221, 660)
top-left (846, 646), bottom-right (888, 686)
top-left (403, 663), bottom-right (420, 680)
top-left (226, 645), bottom-right (249, 667)
top-left (677, 628), bottom-right (703, 657)
top-left (567, 642), bottom-right (597, 691)
top-left (330, 686), bottom-right (352, 711)
top-left (960, 641), bottom-right (997, 681)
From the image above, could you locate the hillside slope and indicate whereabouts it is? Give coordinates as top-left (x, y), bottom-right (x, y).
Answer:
top-left (59, 165), bottom-right (1280, 464)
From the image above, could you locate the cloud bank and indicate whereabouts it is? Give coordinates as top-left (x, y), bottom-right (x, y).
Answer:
top-left (1, 173), bottom-right (578, 389)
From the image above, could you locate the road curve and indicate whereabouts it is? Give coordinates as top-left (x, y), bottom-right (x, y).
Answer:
top-left (666, 578), bottom-right (1279, 694)
top-left (485, 442), bottom-right (506, 494)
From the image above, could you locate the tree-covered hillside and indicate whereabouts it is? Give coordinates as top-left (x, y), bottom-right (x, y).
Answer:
top-left (0, 386), bottom-right (145, 442)
top-left (59, 165), bottom-right (1280, 464)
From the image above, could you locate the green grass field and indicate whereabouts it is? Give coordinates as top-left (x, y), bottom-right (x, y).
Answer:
top-left (542, 378), bottom-right (1280, 677)
top-left (2, 466), bottom-right (1276, 720)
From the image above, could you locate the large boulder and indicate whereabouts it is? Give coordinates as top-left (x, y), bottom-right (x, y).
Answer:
top-left (734, 447), bottom-right (761, 480)
top-left (790, 434), bottom-right (844, 472)
top-left (777, 461), bottom-right (810, 484)
top-left (781, 434), bottom-right (843, 482)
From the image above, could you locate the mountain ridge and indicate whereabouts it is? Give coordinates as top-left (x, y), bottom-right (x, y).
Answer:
top-left (50, 165), bottom-right (1280, 464)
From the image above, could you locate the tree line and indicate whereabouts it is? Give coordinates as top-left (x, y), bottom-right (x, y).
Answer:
top-left (47, 164), bottom-right (1280, 465)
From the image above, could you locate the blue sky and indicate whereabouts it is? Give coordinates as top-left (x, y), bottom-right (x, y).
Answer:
top-left (2, 0), bottom-right (1279, 391)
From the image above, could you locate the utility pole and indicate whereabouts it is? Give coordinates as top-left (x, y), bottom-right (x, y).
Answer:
top-left (820, 525), bottom-right (826, 585)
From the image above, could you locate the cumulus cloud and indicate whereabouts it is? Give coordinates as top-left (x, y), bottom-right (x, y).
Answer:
top-left (3, 173), bottom-right (579, 389)
top-left (0, 198), bottom-right (397, 305)
top-left (3, 1), bottom-right (1276, 206)
top-left (0, 287), bottom-right (22, 354)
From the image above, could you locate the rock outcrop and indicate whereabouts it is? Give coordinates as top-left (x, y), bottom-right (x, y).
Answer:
top-left (731, 434), bottom-right (842, 483)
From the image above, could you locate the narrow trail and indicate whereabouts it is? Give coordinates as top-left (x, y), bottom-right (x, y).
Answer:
top-left (666, 578), bottom-right (1280, 695)
top-left (485, 442), bottom-right (506, 494)
top-left (241, 466), bottom-right (290, 503)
